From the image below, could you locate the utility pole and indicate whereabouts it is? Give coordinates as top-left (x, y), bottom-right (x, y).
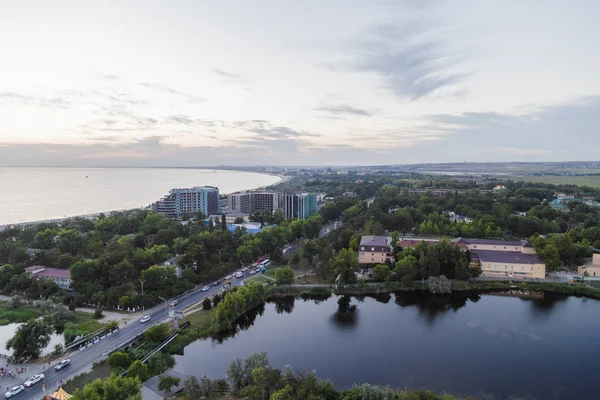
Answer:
top-left (159, 296), bottom-right (168, 319)
top-left (139, 279), bottom-right (146, 315)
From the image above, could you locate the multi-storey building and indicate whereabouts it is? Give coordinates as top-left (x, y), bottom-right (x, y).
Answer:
top-left (358, 235), bottom-right (392, 264)
top-left (152, 186), bottom-right (219, 218)
top-left (228, 191), bottom-right (282, 214)
top-left (283, 193), bottom-right (317, 220)
top-left (25, 266), bottom-right (71, 289)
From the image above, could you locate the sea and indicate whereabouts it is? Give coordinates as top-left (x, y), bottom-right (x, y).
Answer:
top-left (0, 167), bottom-right (281, 225)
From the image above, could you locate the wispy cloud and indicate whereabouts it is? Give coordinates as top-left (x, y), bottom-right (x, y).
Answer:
top-left (500, 147), bottom-right (551, 155)
top-left (315, 104), bottom-right (372, 117)
top-left (0, 92), bottom-right (71, 109)
top-left (212, 68), bottom-right (250, 83)
top-left (139, 82), bottom-right (205, 103)
top-left (325, 22), bottom-right (469, 100)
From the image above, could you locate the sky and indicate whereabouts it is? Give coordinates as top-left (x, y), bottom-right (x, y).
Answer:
top-left (1, 0), bottom-right (599, 167)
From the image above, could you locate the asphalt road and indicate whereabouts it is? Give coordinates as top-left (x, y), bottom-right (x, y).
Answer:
top-left (16, 278), bottom-right (232, 400)
top-left (15, 221), bottom-right (345, 399)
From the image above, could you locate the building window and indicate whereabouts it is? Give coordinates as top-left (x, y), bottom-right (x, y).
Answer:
top-left (371, 247), bottom-right (375, 251)
top-left (361, 247), bottom-right (364, 251)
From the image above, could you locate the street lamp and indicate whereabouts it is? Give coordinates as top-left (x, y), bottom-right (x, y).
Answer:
top-left (159, 296), bottom-right (168, 319)
top-left (139, 279), bottom-right (146, 315)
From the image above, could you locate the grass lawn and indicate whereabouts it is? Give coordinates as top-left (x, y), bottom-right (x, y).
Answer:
top-left (515, 175), bottom-right (600, 188)
top-left (73, 311), bottom-right (106, 333)
top-left (182, 309), bottom-right (214, 331)
top-left (63, 361), bottom-right (111, 393)
top-left (0, 301), bottom-right (45, 325)
top-left (245, 275), bottom-right (273, 284)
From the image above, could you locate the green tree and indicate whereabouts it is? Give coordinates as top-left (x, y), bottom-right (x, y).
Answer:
top-left (372, 264), bottom-right (391, 281)
top-left (158, 375), bottom-right (180, 393)
top-left (454, 257), bottom-right (471, 281)
top-left (6, 319), bottom-right (52, 362)
top-left (275, 266), bottom-right (295, 285)
top-left (183, 376), bottom-right (202, 399)
top-left (199, 376), bottom-right (213, 398)
top-left (71, 375), bottom-right (142, 400)
top-left (127, 360), bottom-right (149, 381)
top-left (330, 248), bottom-right (358, 284)
top-left (302, 240), bottom-right (319, 266)
top-left (270, 385), bottom-right (294, 400)
top-left (144, 323), bottom-right (169, 343)
top-left (428, 275), bottom-right (452, 294)
top-left (108, 351), bottom-right (131, 369)
top-left (203, 297), bottom-right (213, 310)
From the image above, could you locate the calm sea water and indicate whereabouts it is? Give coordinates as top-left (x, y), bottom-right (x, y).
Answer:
top-left (174, 293), bottom-right (600, 400)
top-left (0, 167), bottom-right (280, 224)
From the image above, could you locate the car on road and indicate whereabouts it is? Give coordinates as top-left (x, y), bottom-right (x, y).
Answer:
top-left (170, 300), bottom-right (179, 307)
top-left (202, 286), bottom-right (210, 291)
top-left (241, 267), bottom-right (248, 272)
top-left (225, 275), bottom-right (232, 280)
top-left (213, 280), bottom-right (220, 286)
top-left (249, 269), bottom-right (256, 275)
top-left (54, 359), bottom-right (71, 371)
top-left (24, 374), bottom-right (44, 388)
top-left (4, 385), bottom-right (24, 399)
top-left (140, 316), bottom-right (151, 323)
top-left (235, 271), bottom-right (243, 278)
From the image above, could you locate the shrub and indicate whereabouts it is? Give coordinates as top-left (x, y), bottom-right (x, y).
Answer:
top-left (427, 276), bottom-right (452, 294)
top-left (93, 307), bottom-right (103, 319)
top-left (202, 298), bottom-right (212, 310)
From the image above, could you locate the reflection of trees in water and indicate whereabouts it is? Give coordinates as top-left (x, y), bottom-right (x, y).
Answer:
top-left (529, 293), bottom-right (568, 316)
top-left (394, 291), bottom-right (480, 325)
top-left (212, 304), bottom-right (266, 344)
top-left (275, 297), bottom-right (295, 314)
top-left (331, 295), bottom-right (359, 328)
top-left (366, 292), bottom-right (392, 304)
top-left (298, 293), bottom-right (331, 304)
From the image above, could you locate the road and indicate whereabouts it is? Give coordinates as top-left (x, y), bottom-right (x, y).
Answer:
top-left (16, 279), bottom-right (231, 400)
top-left (16, 221), bottom-right (346, 399)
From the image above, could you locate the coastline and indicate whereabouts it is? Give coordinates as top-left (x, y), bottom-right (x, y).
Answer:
top-left (0, 168), bottom-right (286, 227)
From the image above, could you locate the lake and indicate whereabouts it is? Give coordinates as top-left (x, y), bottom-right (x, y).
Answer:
top-left (0, 167), bottom-right (280, 224)
top-left (174, 292), bottom-right (600, 400)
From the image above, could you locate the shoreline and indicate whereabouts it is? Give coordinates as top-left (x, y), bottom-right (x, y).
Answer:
top-left (0, 168), bottom-right (287, 227)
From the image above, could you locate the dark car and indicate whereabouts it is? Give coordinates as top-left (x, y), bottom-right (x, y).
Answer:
top-left (54, 359), bottom-right (71, 371)
top-left (213, 280), bottom-right (220, 286)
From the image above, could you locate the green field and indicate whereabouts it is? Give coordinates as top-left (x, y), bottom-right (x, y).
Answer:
top-left (0, 301), bottom-right (45, 325)
top-left (182, 308), bottom-right (213, 330)
top-left (73, 311), bottom-right (106, 333)
top-left (515, 175), bottom-right (600, 188)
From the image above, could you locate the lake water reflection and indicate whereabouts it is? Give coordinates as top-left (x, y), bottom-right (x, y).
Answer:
top-left (174, 292), bottom-right (600, 399)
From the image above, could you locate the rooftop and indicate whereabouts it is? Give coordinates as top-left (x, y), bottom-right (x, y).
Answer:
top-left (456, 238), bottom-right (533, 248)
top-left (472, 250), bottom-right (542, 265)
top-left (25, 266), bottom-right (71, 279)
top-left (360, 235), bottom-right (388, 248)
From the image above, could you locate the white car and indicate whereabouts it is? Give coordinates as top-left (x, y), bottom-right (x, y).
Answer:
top-left (5, 385), bottom-right (24, 399)
top-left (24, 374), bottom-right (44, 388)
top-left (202, 286), bottom-right (210, 291)
top-left (225, 275), bottom-right (232, 280)
top-left (249, 269), bottom-right (256, 275)
top-left (54, 359), bottom-right (71, 371)
top-left (140, 316), bottom-right (151, 323)
top-left (235, 272), bottom-right (243, 278)
top-left (241, 267), bottom-right (248, 272)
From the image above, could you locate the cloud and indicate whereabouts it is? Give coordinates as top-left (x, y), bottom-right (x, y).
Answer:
top-left (315, 104), bottom-right (372, 117)
top-left (139, 82), bottom-right (205, 103)
top-left (500, 147), bottom-right (551, 155)
top-left (0, 92), bottom-right (72, 109)
top-left (212, 68), bottom-right (250, 83)
top-left (326, 21), bottom-right (469, 100)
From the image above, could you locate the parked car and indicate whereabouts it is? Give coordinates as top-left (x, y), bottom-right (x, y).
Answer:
top-left (24, 374), bottom-right (44, 388)
top-left (202, 286), bottom-right (210, 292)
top-left (140, 316), bottom-right (151, 323)
top-left (225, 275), bottom-right (232, 280)
top-left (54, 359), bottom-right (71, 371)
top-left (4, 385), bottom-right (24, 399)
